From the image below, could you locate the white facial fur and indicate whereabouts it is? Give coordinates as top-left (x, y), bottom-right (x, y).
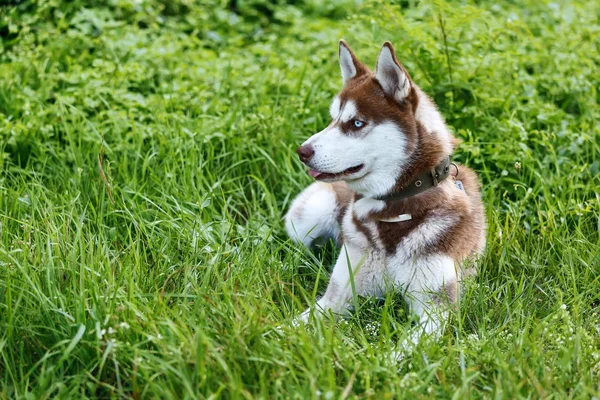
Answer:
top-left (329, 96), bottom-right (341, 119)
top-left (302, 98), bottom-right (409, 198)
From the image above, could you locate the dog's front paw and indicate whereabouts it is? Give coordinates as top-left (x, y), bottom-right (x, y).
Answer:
top-left (389, 330), bottom-right (423, 364)
top-left (390, 338), bottom-right (416, 362)
top-left (291, 307), bottom-right (312, 327)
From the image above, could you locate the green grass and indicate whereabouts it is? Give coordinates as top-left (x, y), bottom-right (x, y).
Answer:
top-left (1, 0), bottom-right (599, 398)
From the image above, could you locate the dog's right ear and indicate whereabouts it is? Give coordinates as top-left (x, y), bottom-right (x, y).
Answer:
top-left (339, 40), bottom-right (366, 85)
top-left (375, 42), bottom-right (411, 102)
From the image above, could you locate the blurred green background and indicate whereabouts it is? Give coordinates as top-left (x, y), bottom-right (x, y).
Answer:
top-left (1, 0), bottom-right (599, 398)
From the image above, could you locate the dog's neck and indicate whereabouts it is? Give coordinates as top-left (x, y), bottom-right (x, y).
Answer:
top-left (358, 133), bottom-right (451, 201)
top-left (353, 123), bottom-right (453, 219)
top-left (375, 156), bottom-right (452, 201)
top-left (353, 171), bottom-right (452, 222)
top-left (350, 85), bottom-right (454, 215)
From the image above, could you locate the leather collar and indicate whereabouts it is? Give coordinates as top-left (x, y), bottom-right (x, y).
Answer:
top-left (375, 156), bottom-right (452, 202)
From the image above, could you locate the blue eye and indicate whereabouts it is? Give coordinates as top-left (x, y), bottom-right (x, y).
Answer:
top-left (353, 120), bottom-right (364, 128)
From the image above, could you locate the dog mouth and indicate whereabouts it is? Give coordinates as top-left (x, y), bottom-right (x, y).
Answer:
top-left (308, 164), bottom-right (364, 180)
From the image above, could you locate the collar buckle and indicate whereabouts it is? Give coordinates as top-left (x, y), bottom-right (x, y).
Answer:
top-left (430, 169), bottom-right (439, 187)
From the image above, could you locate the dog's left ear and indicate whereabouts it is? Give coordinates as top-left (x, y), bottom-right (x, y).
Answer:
top-left (375, 42), bottom-right (411, 102)
top-left (339, 40), bottom-right (367, 85)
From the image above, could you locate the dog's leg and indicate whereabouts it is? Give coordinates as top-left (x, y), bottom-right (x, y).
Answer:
top-left (294, 243), bottom-right (381, 324)
top-left (391, 255), bottom-right (457, 358)
top-left (401, 290), bottom-right (451, 345)
top-left (285, 182), bottom-right (352, 247)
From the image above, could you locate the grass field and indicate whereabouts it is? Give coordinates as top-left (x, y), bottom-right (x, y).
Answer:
top-left (1, 0), bottom-right (599, 398)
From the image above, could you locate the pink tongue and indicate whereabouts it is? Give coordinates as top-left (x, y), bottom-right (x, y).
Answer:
top-left (308, 169), bottom-right (322, 178)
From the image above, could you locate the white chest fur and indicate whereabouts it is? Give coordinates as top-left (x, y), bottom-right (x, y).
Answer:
top-left (341, 200), bottom-right (379, 250)
top-left (342, 200), bottom-right (459, 287)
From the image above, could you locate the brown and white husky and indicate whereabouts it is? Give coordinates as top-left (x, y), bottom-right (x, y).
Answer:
top-left (285, 41), bottom-right (486, 353)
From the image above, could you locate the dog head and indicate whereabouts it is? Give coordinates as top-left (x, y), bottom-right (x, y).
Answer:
top-left (297, 41), bottom-right (453, 197)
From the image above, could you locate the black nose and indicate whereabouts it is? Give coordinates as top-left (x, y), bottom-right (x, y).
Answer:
top-left (297, 145), bottom-right (315, 163)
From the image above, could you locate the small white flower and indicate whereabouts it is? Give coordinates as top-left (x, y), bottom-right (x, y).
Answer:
top-left (467, 333), bottom-right (480, 342)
